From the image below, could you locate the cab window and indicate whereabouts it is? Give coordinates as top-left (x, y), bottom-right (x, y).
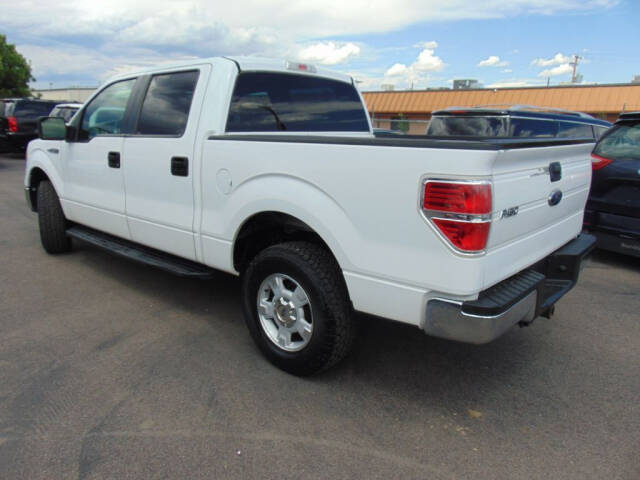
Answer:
top-left (136, 70), bottom-right (199, 136)
top-left (79, 79), bottom-right (136, 140)
top-left (557, 121), bottom-right (594, 139)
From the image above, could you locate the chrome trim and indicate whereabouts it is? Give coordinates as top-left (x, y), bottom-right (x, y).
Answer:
top-left (418, 178), bottom-right (493, 256)
top-left (424, 291), bottom-right (537, 344)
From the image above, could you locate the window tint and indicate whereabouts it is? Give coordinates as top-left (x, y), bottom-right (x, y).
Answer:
top-left (51, 107), bottom-right (77, 122)
top-left (137, 70), bottom-right (199, 136)
top-left (80, 79), bottom-right (136, 140)
top-left (509, 118), bottom-right (558, 137)
top-left (14, 101), bottom-right (56, 117)
top-left (557, 121), bottom-right (594, 139)
top-left (594, 125), bottom-right (610, 140)
top-left (1, 101), bottom-right (15, 116)
top-left (226, 72), bottom-right (369, 132)
top-left (593, 124), bottom-right (640, 161)
top-left (426, 116), bottom-right (508, 136)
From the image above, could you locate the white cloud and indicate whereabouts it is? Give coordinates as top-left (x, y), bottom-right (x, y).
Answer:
top-left (0, 1), bottom-right (619, 43)
top-left (0, 0), bottom-right (618, 87)
top-left (413, 41), bottom-right (439, 49)
top-left (531, 53), bottom-right (572, 67)
top-left (383, 42), bottom-right (445, 87)
top-left (297, 42), bottom-right (361, 65)
top-left (486, 80), bottom-right (544, 88)
top-left (502, 68), bottom-right (513, 73)
top-left (538, 63), bottom-right (574, 77)
top-left (478, 55), bottom-right (509, 67)
top-left (385, 63), bottom-right (409, 77)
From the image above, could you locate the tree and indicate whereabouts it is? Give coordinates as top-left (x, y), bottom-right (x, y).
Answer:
top-left (0, 35), bottom-right (34, 97)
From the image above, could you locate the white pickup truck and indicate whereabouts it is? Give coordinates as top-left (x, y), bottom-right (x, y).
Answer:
top-left (25, 57), bottom-right (595, 375)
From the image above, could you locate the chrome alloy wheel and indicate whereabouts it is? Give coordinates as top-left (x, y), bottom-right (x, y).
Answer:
top-left (257, 273), bottom-right (313, 352)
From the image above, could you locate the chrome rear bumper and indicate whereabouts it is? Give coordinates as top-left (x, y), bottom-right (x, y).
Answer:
top-left (424, 233), bottom-right (595, 344)
top-left (425, 291), bottom-right (537, 344)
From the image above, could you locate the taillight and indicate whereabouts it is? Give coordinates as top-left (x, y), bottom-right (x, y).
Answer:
top-left (8, 116), bottom-right (18, 133)
top-left (422, 180), bottom-right (492, 253)
top-left (591, 153), bottom-right (613, 171)
top-left (423, 182), bottom-right (492, 214)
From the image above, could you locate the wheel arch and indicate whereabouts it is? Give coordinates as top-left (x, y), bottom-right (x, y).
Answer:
top-left (232, 211), bottom-right (344, 274)
top-left (25, 148), bottom-right (64, 212)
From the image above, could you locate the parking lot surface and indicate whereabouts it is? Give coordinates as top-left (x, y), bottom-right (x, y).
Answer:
top-left (1, 153), bottom-right (639, 479)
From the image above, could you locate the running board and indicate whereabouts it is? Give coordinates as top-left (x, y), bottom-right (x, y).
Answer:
top-left (66, 225), bottom-right (217, 279)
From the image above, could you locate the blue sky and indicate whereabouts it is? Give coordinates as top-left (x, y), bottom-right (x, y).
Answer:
top-left (1, 0), bottom-right (638, 91)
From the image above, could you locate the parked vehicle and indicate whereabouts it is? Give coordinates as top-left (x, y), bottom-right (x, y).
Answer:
top-left (1, 98), bottom-right (59, 152)
top-left (49, 103), bottom-right (83, 123)
top-left (584, 112), bottom-right (640, 257)
top-left (427, 105), bottom-right (611, 140)
top-left (25, 57), bottom-right (595, 375)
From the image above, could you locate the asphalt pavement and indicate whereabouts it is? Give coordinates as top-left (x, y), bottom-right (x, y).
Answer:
top-left (1, 153), bottom-right (639, 479)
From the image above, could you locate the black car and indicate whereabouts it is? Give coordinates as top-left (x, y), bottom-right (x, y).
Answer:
top-left (0, 98), bottom-right (59, 152)
top-left (584, 112), bottom-right (640, 257)
top-left (427, 105), bottom-right (611, 140)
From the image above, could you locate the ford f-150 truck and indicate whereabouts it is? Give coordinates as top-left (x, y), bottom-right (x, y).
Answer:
top-left (24, 57), bottom-right (595, 375)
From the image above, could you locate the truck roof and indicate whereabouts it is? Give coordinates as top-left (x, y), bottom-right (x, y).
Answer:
top-left (107, 56), bottom-right (354, 85)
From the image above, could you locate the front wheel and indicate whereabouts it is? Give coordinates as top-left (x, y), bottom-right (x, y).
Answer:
top-left (37, 180), bottom-right (71, 254)
top-left (241, 242), bottom-right (354, 376)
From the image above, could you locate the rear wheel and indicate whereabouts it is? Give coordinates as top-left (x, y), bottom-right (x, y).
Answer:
top-left (241, 241), bottom-right (354, 376)
top-left (37, 180), bottom-right (71, 254)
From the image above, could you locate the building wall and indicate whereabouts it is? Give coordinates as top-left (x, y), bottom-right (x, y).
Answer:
top-left (363, 83), bottom-right (640, 126)
top-left (32, 88), bottom-right (96, 103)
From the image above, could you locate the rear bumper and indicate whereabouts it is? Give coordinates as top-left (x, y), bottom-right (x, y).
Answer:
top-left (0, 132), bottom-right (35, 151)
top-left (424, 233), bottom-right (596, 344)
top-left (584, 209), bottom-right (640, 257)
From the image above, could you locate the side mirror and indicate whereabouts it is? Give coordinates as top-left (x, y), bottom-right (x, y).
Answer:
top-left (38, 117), bottom-right (67, 140)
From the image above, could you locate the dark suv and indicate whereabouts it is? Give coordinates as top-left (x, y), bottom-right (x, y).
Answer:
top-left (426, 105), bottom-right (611, 140)
top-left (584, 112), bottom-right (640, 257)
top-left (1, 98), bottom-right (59, 152)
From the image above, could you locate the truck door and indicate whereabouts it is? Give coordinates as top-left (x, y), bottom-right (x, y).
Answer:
top-left (63, 78), bottom-right (138, 239)
top-left (122, 67), bottom-right (206, 261)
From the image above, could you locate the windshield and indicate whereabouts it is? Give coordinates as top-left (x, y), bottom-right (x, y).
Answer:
top-left (594, 123), bottom-right (640, 160)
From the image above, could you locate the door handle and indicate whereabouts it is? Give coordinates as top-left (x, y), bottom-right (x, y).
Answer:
top-left (108, 151), bottom-right (120, 168)
top-left (171, 156), bottom-right (189, 176)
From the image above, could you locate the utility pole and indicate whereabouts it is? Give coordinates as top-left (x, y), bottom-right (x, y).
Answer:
top-left (570, 54), bottom-right (582, 84)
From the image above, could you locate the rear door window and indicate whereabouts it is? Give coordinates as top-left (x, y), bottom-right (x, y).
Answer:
top-left (594, 124), bottom-right (640, 161)
top-left (557, 121), bottom-right (594, 139)
top-left (509, 118), bottom-right (558, 137)
top-left (136, 70), bottom-right (199, 136)
top-left (593, 125), bottom-right (610, 140)
top-left (426, 116), bottom-right (508, 136)
top-left (226, 72), bottom-right (369, 132)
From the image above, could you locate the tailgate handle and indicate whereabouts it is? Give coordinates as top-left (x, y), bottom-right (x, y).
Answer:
top-left (549, 162), bottom-right (562, 182)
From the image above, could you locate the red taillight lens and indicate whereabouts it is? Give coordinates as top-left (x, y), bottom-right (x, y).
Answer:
top-left (591, 153), bottom-right (613, 171)
top-left (424, 181), bottom-right (492, 214)
top-left (8, 116), bottom-right (18, 133)
top-left (423, 180), bottom-right (493, 252)
top-left (432, 219), bottom-right (490, 252)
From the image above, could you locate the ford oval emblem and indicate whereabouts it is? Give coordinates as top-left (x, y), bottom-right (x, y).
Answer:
top-left (548, 189), bottom-right (563, 206)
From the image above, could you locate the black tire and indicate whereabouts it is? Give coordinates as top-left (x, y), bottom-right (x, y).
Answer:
top-left (37, 180), bottom-right (72, 254)
top-left (241, 241), bottom-right (355, 376)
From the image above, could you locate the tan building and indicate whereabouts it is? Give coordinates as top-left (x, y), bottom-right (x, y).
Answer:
top-left (362, 83), bottom-right (640, 134)
top-left (32, 87), bottom-right (97, 103)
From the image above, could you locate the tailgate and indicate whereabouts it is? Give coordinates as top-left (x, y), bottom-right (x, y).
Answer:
top-left (483, 142), bottom-right (593, 285)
